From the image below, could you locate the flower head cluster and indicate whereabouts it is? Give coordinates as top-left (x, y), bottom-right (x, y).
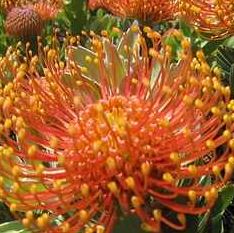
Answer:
top-left (0, 0), bottom-right (32, 12)
top-left (32, 0), bottom-right (62, 21)
top-left (88, 0), bottom-right (177, 22)
top-left (179, 0), bottom-right (234, 39)
top-left (5, 6), bottom-right (43, 37)
top-left (0, 25), bottom-right (233, 233)
top-left (3, 0), bottom-right (63, 38)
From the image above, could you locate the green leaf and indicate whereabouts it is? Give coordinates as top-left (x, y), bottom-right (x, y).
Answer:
top-left (0, 203), bottom-right (14, 224)
top-left (164, 36), bottom-right (182, 61)
top-left (202, 39), bottom-right (225, 55)
top-left (117, 21), bottom-right (140, 63)
top-left (69, 33), bottom-right (128, 90)
top-left (183, 214), bottom-right (199, 233)
top-left (103, 39), bottom-right (126, 88)
top-left (211, 214), bottom-right (224, 233)
top-left (150, 62), bottom-right (161, 89)
top-left (216, 47), bottom-right (234, 76)
top-left (230, 64), bottom-right (234, 97)
top-left (199, 175), bottom-right (212, 186)
top-left (112, 215), bottom-right (145, 233)
top-left (0, 221), bottom-right (31, 233)
top-left (223, 36), bottom-right (234, 48)
top-left (64, 0), bottom-right (87, 34)
top-left (216, 46), bottom-right (234, 97)
top-left (68, 46), bottom-right (100, 82)
top-left (179, 20), bottom-right (192, 37)
top-left (212, 185), bottom-right (234, 217)
top-left (88, 14), bottom-right (116, 32)
top-left (197, 212), bottom-right (210, 233)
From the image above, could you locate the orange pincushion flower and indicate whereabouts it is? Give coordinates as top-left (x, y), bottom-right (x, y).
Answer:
top-left (5, 6), bottom-right (43, 37)
top-left (0, 25), bottom-right (233, 232)
top-left (88, 0), bottom-right (177, 22)
top-left (0, 0), bottom-right (62, 12)
top-left (4, 0), bottom-right (63, 37)
top-left (32, 0), bottom-right (62, 21)
top-left (0, 0), bottom-right (37, 12)
top-left (179, 0), bottom-right (234, 39)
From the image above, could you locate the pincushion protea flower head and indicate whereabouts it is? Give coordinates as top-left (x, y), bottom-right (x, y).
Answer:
top-left (0, 0), bottom-right (62, 12)
top-left (4, 0), bottom-right (63, 37)
top-left (5, 6), bottom-right (43, 37)
top-left (32, 0), bottom-right (63, 21)
top-left (179, 0), bottom-right (234, 39)
top-left (0, 0), bottom-right (33, 12)
top-left (88, 0), bottom-right (177, 22)
top-left (0, 24), bottom-right (234, 233)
